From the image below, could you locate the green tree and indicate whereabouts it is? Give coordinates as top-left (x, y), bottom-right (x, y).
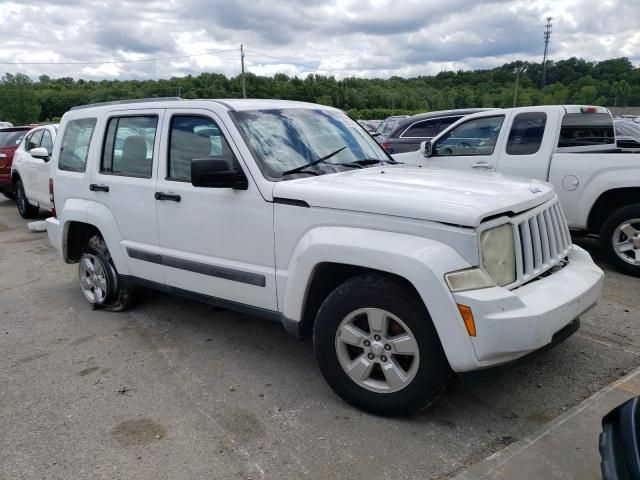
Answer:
top-left (0, 73), bottom-right (41, 124)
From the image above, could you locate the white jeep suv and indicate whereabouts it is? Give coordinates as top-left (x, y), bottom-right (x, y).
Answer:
top-left (11, 124), bottom-right (58, 218)
top-left (46, 98), bottom-right (604, 415)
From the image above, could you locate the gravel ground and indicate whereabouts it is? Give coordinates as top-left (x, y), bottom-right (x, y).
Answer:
top-left (0, 197), bottom-right (638, 480)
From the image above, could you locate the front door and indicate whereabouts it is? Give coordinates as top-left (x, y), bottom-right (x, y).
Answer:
top-left (421, 114), bottom-right (508, 172)
top-left (154, 109), bottom-right (277, 311)
top-left (33, 128), bottom-right (55, 206)
top-left (89, 109), bottom-right (164, 283)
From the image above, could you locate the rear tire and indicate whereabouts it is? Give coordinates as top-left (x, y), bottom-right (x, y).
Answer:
top-left (600, 204), bottom-right (640, 277)
top-left (79, 234), bottom-right (134, 311)
top-left (15, 179), bottom-right (39, 219)
top-left (313, 273), bottom-right (450, 416)
top-left (2, 191), bottom-right (14, 200)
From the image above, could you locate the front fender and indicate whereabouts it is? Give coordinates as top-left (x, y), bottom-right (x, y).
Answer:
top-left (280, 226), bottom-right (477, 370)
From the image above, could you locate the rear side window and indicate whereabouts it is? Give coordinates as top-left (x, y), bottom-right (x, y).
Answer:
top-left (168, 115), bottom-right (237, 182)
top-left (558, 113), bottom-right (614, 148)
top-left (437, 116), bottom-right (461, 133)
top-left (27, 130), bottom-right (44, 151)
top-left (101, 116), bottom-right (158, 178)
top-left (506, 112), bottom-right (547, 155)
top-left (400, 119), bottom-right (439, 138)
top-left (58, 118), bottom-right (97, 172)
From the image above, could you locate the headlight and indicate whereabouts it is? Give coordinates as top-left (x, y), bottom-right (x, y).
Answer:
top-left (445, 268), bottom-right (495, 292)
top-left (480, 224), bottom-right (516, 287)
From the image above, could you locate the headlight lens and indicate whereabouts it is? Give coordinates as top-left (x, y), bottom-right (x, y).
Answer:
top-left (480, 224), bottom-right (516, 287)
top-left (445, 268), bottom-right (495, 292)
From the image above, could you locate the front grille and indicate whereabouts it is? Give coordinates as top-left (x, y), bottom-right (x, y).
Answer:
top-left (512, 199), bottom-right (572, 287)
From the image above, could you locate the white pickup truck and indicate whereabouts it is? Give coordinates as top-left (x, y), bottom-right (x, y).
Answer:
top-left (47, 98), bottom-right (603, 415)
top-left (394, 106), bottom-right (640, 276)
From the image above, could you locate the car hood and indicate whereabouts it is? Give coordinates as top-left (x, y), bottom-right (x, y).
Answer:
top-left (273, 165), bottom-right (554, 227)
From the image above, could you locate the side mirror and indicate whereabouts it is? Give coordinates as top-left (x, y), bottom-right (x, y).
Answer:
top-left (421, 140), bottom-right (433, 158)
top-left (191, 158), bottom-right (248, 190)
top-left (30, 147), bottom-right (50, 161)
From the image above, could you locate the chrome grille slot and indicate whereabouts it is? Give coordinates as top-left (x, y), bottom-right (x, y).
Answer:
top-left (506, 198), bottom-right (572, 288)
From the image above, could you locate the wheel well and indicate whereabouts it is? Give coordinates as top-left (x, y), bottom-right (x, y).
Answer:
top-left (66, 222), bottom-right (101, 262)
top-left (298, 263), bottom-right (421, 341)
top-left (588, 188), bottom-right (640, 233)
top-left (11, 171), bottom-right (21, 185)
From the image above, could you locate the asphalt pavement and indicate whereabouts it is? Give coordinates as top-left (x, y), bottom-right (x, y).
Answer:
top-left (1, 197), bottom-right (638, 480)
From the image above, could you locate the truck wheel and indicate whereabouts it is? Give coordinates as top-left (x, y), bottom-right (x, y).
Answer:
top-left (78, 234), bottom-right (134, 311)
top-left (313, 273), bottom-right (449, 416)
top-left (600, 204), bottom-right (640, 277)
top-left (15, 179), bottom-right (39, 219)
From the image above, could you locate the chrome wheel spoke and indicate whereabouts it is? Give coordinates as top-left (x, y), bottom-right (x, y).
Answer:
top-left (366, 309), bottom-right (388, 335)
top-left (388, 334), bottom-right (419, 355)
top-left (94, 286), bottom-right (104, 300)
top-left (347, 354), bottom-right (375, 382)
top-left (615, 241), bottom-right (634, 253)
top-left (337, 324), bottom-right (368, 346)
top-left (95, 277), bottom-right (108, 291)
top-left (81, 256), bottom-right (94, 274)
top-left (620, 223), bottom-right (639, 239)
top-left (80, 276), bottom-right (94, 289)
top-left (382, 360), bottom-right (408, 390)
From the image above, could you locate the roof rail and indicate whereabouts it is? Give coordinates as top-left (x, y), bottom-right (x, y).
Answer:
top-left (70, 97), bottom-right (182, 111)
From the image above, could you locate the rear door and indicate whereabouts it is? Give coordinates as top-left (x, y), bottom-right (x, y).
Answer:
top-left (89, 109), bottom-right (164, 283)
top-left (154, 109), bottom-right (277, 310)
top-left (422, 114), bottom-right (509, 172)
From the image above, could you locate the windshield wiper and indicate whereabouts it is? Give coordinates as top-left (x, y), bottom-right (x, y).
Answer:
top-left (351, 157), bottom-right (402, 165)
top-left (281, 146), bottom-right (347, 176)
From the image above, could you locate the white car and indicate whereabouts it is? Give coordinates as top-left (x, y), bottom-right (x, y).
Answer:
top-left (11, 124), bottom-right (58, 218)
top-left (394, 106), bottom-right (640, 276)
top-left (46, 98), bottom-right (603, 415)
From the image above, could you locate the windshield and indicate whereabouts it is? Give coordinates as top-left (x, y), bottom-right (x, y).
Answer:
top-left (232, 108), bottom-right (389, 179)
top-left (0, 130), bottom-right (27, 148)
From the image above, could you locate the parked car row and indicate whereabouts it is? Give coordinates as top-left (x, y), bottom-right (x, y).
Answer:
top-left (12, 97), bottom-right (603, 416)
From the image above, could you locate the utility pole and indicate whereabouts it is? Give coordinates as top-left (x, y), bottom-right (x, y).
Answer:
top-left (240, 44), bottom-right (247, 99)
top-left (541, 17), bottom-right (552, 88)
top-left (513, 63), bottom-right (525, 107)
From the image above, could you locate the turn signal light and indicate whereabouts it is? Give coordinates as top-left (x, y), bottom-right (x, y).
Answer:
top-left (457, 304), bottom-right (476, 337)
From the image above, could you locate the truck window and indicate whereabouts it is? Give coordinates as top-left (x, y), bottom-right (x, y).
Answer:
top-left (506, 112), bottom-right (547, 155)
top-left (58, 118), bottom-right (97, 172)
top-left (27, 130), bottom-right (44, 151)
top-left (101, 116), bottom-right (158, 178)
top-left (168, 115), bottom-right (237, 182)
top-left (434, 116), bottom-right (504, 157)
top-left (558, 113), bottom-right (614, 148)
top-left (400, 119), bottom-right (439, 138)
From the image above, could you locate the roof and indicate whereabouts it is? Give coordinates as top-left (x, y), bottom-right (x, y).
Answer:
top-left (69, 97), bottom-right (335, 113)
top-left (389, 108), bottom-right (493, 136)
top-left (0, 125), bottom-right (39, 132)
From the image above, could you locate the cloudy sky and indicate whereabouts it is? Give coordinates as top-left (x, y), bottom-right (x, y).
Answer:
top-left (0, 0), bottom-right (638, 81)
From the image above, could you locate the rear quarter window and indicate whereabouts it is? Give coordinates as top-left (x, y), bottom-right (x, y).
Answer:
top-left (58, 118), bottom-right (97, 172)
top-left (558, 113), bottom-right (614, 148)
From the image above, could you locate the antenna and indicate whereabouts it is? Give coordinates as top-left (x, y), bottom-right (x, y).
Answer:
top-left (541, 17), bottom-right (552, 88)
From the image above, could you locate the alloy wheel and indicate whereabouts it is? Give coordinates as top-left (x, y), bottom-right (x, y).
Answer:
top-left (612, 219), bottom-right (640, 266)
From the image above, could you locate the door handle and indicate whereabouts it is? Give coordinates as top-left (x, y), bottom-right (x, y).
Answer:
top-left (155, 192), bottom-right (181, 202)
top-left (471, 161), bottom-right (493, 169)
top-left (89, 184), bottom-right (110, 192)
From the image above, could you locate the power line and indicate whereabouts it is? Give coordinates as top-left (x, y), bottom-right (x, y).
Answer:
top-left (0, 48), bottom-right (237, 66)
top-left (244, 48), bottom-right (320, 72)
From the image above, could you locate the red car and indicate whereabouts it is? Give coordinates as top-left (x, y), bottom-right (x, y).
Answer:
top-left (0, 126), bottom-right (36, 198)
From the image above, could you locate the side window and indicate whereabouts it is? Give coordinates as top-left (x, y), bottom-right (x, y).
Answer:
top-left (27, 130), bottom-right (43, 151)
top-left (58, 118), bottom-right (96, 172)
top-left (40, 130), bottom-right (54, 155)
top-left (436, 116), bottom-right (461, 134)
top-left (101, 116), bottom-right (158, 178)
top-left (506, 112), bottom-right (547, 155)
top-left (400, 119), bottom-right (439, 138)
top-left (434, 116), bottom-right (505, 157)
top-left (168, 115), bottom-right (237, 182)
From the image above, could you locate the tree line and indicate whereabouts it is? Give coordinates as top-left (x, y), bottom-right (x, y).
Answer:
top-left (1, 57), bottom-right (639, 124)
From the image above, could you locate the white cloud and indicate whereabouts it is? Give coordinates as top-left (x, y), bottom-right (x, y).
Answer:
top-left (0, 0), bottom-right (636, 81)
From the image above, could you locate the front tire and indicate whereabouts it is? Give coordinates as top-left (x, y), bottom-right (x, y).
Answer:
top-left (15, 179), bottom-right (39, 219)
top-left (313, 273), bottom-right (450, 416)
top-left (79, 234), bottom-right (134, 311)
top-left (600, 204), bottom-right (640, 277)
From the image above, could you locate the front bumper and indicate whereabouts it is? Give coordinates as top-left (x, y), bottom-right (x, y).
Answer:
top-left (452, 245), bottom-right (603, 371)
top-left (46, 217), bottom-right (62, 256)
